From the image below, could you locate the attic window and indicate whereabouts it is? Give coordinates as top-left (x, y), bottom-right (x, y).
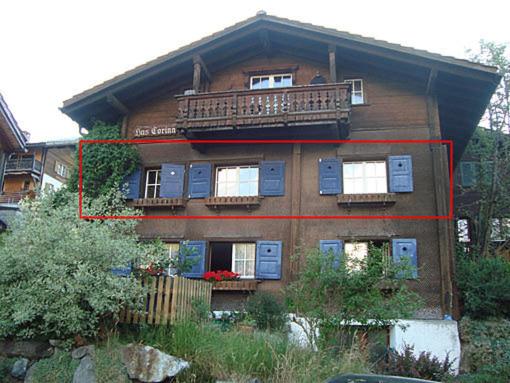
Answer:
top-left (250, 74), bottom-right (292, 89)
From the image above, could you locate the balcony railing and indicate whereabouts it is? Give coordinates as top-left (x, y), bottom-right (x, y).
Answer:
top-left (5, 157), bottom-right (42, 174)
top-left (0, 191), bottom-right (35, 204)
top-left (176, 83), bottom-right (351, 133)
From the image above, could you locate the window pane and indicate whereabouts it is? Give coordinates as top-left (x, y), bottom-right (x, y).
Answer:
top-left (147, 186), bottom-right (155, 198)
top-left (239, 168), bottom-right (251, 182)
top-left (260, 77), bottom-right (270, 89)
top-left (217, 184), bottom-right (227, 197)
top-left (239, 183), bottom-right (251, 196)
top-left (245, 261), bottom-right (255, 277)
top-left (249, 167), bottom-right (259, 180)
top-left (155, 185), bottom-right (160, 198)
top-left (353, 81), bottom-right (362, 91)
top-left (345, 242), bottom-right (368, 271)
top-left (148, 171), bottom-right (156, 184)
top-left (282, 75), bottom-right (292, 87)
top-left (273, 76), bottom-right (283, 87)
top-left (344, 179), bottom-right (354, 194)
top-left (251, 78), bottom-right (260, 89)
top-left (226, 183), bottom-right (237, 196)
top-left (156, 171), bottom-right (161, 184)
top-left (352, 93), bottom-right (363, 104)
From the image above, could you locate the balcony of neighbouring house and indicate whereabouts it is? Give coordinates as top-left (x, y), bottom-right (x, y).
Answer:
top-left (175, 83), bottom-right (351, 138)
top-left (4, 156), bottom-right (42, 175)
top-left (0, 191), bottom-right (35, 204)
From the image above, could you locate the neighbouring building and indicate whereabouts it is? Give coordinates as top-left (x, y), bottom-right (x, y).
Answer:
top-left (60, 12), bottom-right (499, 367)
top-left (0, 94), bottom-right (76, 229)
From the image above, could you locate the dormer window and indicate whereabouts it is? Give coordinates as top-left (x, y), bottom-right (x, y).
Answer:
top-left (250, 74), bottom-right (292, 90)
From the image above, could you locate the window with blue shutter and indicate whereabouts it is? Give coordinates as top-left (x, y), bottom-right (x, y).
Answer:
top-left (460, 161), bottom-right (479, 187)
top-left (319, 240), bottom-right (344, 269)
top-left (160, 164), bottom-right (185, 198)
top-left (319, 158), bottom-right (342, 195)
top-left (259, 161), bottom-right (285, 196)
top-left (392, 238), bottom-right (418, 279)
top-left (122, 168), bottom-right (141, 199)
top-left (255, 240), bottom-right (282, 279)
top-left (180, 240), bottom-right (207, 278)
top-left (188, 163), bottom-right (211, 198)
top-left (388, 155), bottom-right (413, 192)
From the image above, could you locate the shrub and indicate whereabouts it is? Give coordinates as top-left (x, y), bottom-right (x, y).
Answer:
top-left (246, 291), bottom-right (287, 331)
top-left (376, 344), bottom-right (454, 381)
top-left (29, 349), bottom-right (79, 383)
top-left (0, 190), bottom-right (167, 342)
top-left (455, 251), bottom-right (510, 319)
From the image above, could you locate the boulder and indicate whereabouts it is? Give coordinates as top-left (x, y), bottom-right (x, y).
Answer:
top-left (0, 340), bottom-right (53, 360)
top-left (121, 343), bottom-right (189, 382)
top-left (10, 358), bottom-right (29, 379)
top-left (23, 363), bottom-right (36, 383)
top-left (72, 355), bottom-right (96, 383)
top-left (72, 345), bottom-right (95, 360)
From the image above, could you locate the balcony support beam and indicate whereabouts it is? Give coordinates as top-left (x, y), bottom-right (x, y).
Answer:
top-left (106, 93), bottom-right (129, 115)
top-left (328, 45), bottom-right (337, 83)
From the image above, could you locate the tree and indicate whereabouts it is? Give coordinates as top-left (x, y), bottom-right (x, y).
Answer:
top-left (460, 41), bottom-right (510, 257)
top-left (0, 190), bottom-right (168, 342)
top-left (68, 121), bottom-right (139, 198)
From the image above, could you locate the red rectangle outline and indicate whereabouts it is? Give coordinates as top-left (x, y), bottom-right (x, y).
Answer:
top-left (78, 139), bottom-right (454, 220)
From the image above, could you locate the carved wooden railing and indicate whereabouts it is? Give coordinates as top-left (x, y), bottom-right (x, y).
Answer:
top-left (176, 83), bottom-right (351, 131)
top-left (0, 191), bottom-right (35, 204)
top-left (5, 157), bottom-right (42, 174)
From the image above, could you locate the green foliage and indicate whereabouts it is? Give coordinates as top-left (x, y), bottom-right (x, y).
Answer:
top-left (246, 291), bottom-right (287, 331)
top-left (459, 318), bottom-right (510, 381)
top-left (375, 344), bottom-right (454, 381)
top-left (455, 249), bottom-right (510, 319)
top-left (29, 349), bottom-right (79, 383)
top-left (285, 245), bottom-right (422, 348)
top-left (68, 121), bottom-right (139, 198)
top-left (94, 337), bottom-right (130, 383)
top-left (0, 190), bottom-right (167, 341)
top-left (0, 357), bottom-right (16, 381)
top-left (136, 321), bottom-right (369, 383)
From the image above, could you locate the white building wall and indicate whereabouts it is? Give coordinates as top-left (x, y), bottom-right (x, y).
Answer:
top-left (41, 173), bottom-right (63, 192)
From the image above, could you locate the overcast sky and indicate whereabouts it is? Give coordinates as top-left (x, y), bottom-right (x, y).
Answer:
top-left (0, 0), bottom-right (508, 142)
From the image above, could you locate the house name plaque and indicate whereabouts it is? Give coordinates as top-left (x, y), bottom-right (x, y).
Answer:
top-left (134, 125), bottom-right (178, 137)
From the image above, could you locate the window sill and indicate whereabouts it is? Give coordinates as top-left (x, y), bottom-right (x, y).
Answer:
top-left (205, 196), bottom-right (262, 210)
top-left (337, 193), bottom-right (396, 207)
top-left (211, 280), bottom-right (259, 291)
top-left (130, 197), bottom-right (186, 208)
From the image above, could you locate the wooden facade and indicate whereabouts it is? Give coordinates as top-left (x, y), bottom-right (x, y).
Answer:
top-left (61, 13), bottom-right (500, 319)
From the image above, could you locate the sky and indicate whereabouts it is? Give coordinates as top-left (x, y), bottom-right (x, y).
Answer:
top-left (0, 0), bottom-right (508, 142)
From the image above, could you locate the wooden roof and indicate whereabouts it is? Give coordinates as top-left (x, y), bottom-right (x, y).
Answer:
top-left (0, 93), bottom-right (26, 152)
top-left (60, 12), bottom-right (501, 162)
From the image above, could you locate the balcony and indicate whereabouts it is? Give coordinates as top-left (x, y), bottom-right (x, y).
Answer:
top-left (0, 191), bottom-right (35, 204)
top-left (5, 157), bottom-right (42, 175)
top-left (175, 83), bottom-right (351, 138)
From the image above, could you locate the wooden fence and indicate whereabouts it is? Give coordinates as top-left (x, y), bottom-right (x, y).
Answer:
top-left (119, 276), bottom-right (212, 325)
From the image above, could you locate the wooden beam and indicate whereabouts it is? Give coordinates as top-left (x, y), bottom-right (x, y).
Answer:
top-left (106, 93), bottom-right (129, 115)
top-left (193, 55), bottom-right (212, 83)
top-left (192, 60), bottom-right (201, 93)
top-left (426, 68), bottom-right (438, 95)
top-left (259, 29), bottom-right (271, 54)
top-left (328, 45), bottom-right (337, 83)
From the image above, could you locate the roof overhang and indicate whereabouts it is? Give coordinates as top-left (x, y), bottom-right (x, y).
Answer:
top-left (0, 93), bottom-right (26, 151)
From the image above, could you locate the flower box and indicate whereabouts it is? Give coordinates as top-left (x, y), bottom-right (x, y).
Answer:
top-left (337, 193), bottom-right (397, 207)
top-left (205, 196), bottom-right (261, 210)
top-left (212, 280), bottom-right (259, 291)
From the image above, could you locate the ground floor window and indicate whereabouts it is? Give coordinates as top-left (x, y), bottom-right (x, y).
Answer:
top-left (344, 240), bottom-right (389, 272)
top-left (209, 242), bottom-right (255, 279)
top-left (166, 243), bottom-right (180, 275)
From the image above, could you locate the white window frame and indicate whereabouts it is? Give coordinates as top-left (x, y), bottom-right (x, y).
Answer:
top-left (55, 161), bottom-right (69, 178)
top-left (166, 243), bottom-right (180, 276)
top-left (344, 79), bottom-right (364, 105)
top-left (232, 243), bottom-right (256, 279)
top-left (144, 169), bottom-right (161, 198)
top-left (250, 74), bottom-right (293, 90)
top-left (215, 165), bottom-right (259, 197)
top-left (343, 160), bottom-right (388, 194)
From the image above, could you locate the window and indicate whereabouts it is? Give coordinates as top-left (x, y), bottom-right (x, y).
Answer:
top-left (215, 165), bottom-right (258, 197)
top-left (166, 243), bottom-right (180, 275)
top-left (345, 242), bottom-right (368, 271)
top-left (457, 219), bottom-right (471, 243)
top-left (491, 218), bottom-right (510, 242)
top-left (250, 74), bottom-right (293, 90)
top-left (343, 161), bottom-right (387, 194)
top-left (144, 169), bottom-right (161, 198)
top-left (232, 243), bottom-right (256, 278)
top-left (345, 79), bottom-right (364, 104)
top-left (55, 161), bottom-right (69, 178)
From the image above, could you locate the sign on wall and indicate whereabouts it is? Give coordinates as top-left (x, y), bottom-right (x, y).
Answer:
top-left (134, 125), bottom-right (179, 138)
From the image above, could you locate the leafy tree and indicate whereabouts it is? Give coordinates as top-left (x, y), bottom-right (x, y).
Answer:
top-left (460, 41), bottom-right (510, 256)
top-left (0, 189), bottom-right (168, 342)
top-left (285, 244), bottom-right (422, 349)
top-left (68, 121), bottom-right (139, 198)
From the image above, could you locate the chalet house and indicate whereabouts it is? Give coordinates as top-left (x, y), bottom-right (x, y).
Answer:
top-left (61, 11), bottom-right (499, 330)
top-left (0, 94), bottom-right (76, 229)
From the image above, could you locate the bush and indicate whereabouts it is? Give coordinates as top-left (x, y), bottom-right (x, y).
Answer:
top-left (246, 291), bottom-right (287, 331)
top-left (376, 344), bottom-right (454, 381)
top-left (0, 190), bottom-right (167, 342)
top-left (456, 251), bottom-right (510, 319)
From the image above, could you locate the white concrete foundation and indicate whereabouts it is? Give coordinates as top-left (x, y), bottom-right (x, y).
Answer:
top-left (389, 319), bottom-right (461, 374)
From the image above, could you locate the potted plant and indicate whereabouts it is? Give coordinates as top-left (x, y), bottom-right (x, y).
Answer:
top-left (236, 313), bottom-right (257, 334)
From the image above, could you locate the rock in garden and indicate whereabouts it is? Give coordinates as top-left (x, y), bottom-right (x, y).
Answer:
top-left (73, 355), bottom-right (96, 383)
top-left (0, 340), bottom-right (53, 359)
top-left (23, 363), bottom-right (36, 383)
top-left (10, 358), bottom-right (29, 379)
top-left (122, 343), bottom-right (190, 382)
top-left (72, 345), bottom-right (95, 359)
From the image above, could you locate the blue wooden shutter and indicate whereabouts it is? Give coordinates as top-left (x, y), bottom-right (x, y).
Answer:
top-left (180, 240), bottom-right (207, 278)
top-left (388, 155), bottom-right (413, 192)
top-left (188, 163), bottom-right (211, 198)
top-left (460, 162), bottom-right (478, 187)
top-left (255, 241), bottom-right (282, 279)
top-left (319, 158), bottom-right (342, 195)
top-left (260, 161), bottom-right (285, 196)
top-left (122, 168), bottom-right (141, 199)
top-left (392, 238), bottom-right (418, 279)
top-left (319, 240), bottom-right (344, 269)
top-left (160, 164), bottom-right (185, 198)
top-left (112, 264), bottom-right (131, 277)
